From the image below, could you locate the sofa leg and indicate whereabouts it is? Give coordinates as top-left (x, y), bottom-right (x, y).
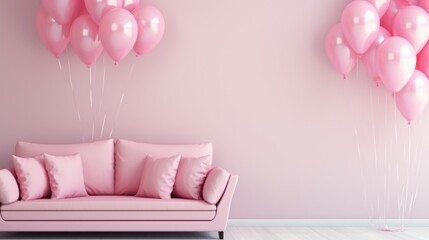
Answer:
top-left (218, 231), bottom-right (224, 239)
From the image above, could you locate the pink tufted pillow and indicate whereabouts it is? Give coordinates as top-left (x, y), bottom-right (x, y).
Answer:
top-left (172, 155), bottom-right (211, 200)
top-left (115, 139), bottom-right (212, 195)
top-left (13, 155), bottom-right (50, 200)
top-left (44, 153), bottom-right (88, 199)
top-left (135, 155), bottom-right (180, 199)
top-left (15, 139), bottom-right (114, 195)
top-left (202, 168), bottom-right (230, 204)
top-left (0, 169), bottom-right (19, 205)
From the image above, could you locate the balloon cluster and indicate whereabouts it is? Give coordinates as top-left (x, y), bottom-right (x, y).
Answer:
top-left (325, 0), bottom-right (429, 123)
top-left (37, 0), bottom-right (165, 65)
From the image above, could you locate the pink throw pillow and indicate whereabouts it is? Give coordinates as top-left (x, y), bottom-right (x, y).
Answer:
top-left (135, 155), bottom-right (180, 199)
top-left (172, 155), bottom-right (211, 200)
top-left (44, 153), bottom-right (88, 199)
top-left (0, 169), bottom-right (19, 204)
top-left (202, 168), bottom-right (230, 204)
top-left (13, 155), bottom-right (50, 200)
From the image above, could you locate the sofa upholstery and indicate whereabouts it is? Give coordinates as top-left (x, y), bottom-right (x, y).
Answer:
top-left (0, 139), bottom-right (238, 239)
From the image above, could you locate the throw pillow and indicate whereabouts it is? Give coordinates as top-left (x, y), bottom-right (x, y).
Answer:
top-left (44, 153), bottom-right (88, 199)
top-left (172, 155), bottom-right (211, 200)
top-left (13, 155), bottom-right (50, 200)
top-left (0, 169), bottom-right (19, 204)
top-left (202, 167), bottom-right (230, 204)
top-left (135, 155), bottom-right (180, 199)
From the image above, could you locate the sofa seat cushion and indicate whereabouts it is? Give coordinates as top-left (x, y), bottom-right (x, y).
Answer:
top-left (1, 210), bottom-right (215, 221)
top-left (1, 196), bottom-right (216, 221)
top-left (1, 195), bottom-right (216, 211)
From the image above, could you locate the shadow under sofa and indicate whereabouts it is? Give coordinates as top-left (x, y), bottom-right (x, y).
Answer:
top-left (0, 139), bottom-right (238, 239)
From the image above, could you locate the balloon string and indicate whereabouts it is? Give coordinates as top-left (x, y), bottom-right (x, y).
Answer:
top-left (356, 56), bottom-right (360, 82)
top-left (370, 82), bottom-right (384, 228)
top-left (57, 58), bottom-right (62, 70)
top-left (66, 51), bottom-right (73, 90)
top-left (89, 67), bottom-right (93, 109)
top-left (393, 94), bottom-right (398, 146)
top-left (408, 129), bottom-right (420, 214)
top-left (383, 92), bottom-right (389, 227)
top-left (63, 48), bottom-right (84, 142)
top-left (109, 59), bottom-right (137, 138)
top-left (98, 54), bottom-right (107, 118)
top-left (66, 50), bottom-right (81, 122)
top-left (369, 85), bottom-right (378, 187)
top-left (369, 81), bottom-right (378, 224)
top-left (89, 67), bottom-right (95, 141)
top-left (393, 93), bottom-right (401, 226)
top-left (91, 121), bottom-right (95, 141)
top-left (349, 73), bottom-right (371, 222)
top-left (100, 112), bottom-right (107, 139)
top-left (402, 123), bottom-right (412, 229)
top-left (410, 109), bottom-right (429, 216)
top-left (109, 92), bottom-right (125, 138)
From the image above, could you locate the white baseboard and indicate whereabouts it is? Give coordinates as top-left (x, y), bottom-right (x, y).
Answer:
top-left (228, 219), bottom-right (429, 227)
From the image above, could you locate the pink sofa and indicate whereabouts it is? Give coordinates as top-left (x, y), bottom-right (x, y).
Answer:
top-left (0, 139), bottom-right (238, 239)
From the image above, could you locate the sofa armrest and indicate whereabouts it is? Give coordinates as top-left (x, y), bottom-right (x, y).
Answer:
top-left (212, 174), bottom-right (238, 230)
top-left (217, 175), bottom-right (238, 208)
top-left (0, 169), bottom-right (19, 205)
top-left (203, 168), bottom-right (231, 204)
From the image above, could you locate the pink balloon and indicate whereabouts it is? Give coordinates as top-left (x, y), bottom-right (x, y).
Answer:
top-left (381, 0), bottom-right (407, 33)
top-left (402, 0), bottom-right (419, 4)
top-left (41, 0), bottom-right (81, 25)
top-left (366, 0), bottom-right (391, 17)
top-left (70, 15), bottom-right (103, 67)
top-left (123, 0), bottom-right (140, 11)
top-left (376, 36), bottom-right (416, 93)
top-left (36, 7), bottom-right (70, 59)
top-left (396, 70), bottom-right (429, 122)
top-left (99, 8), bottom-right (138, 63)
top-left (341, 1), bottom-right (380, 54)
top-left (325, 24), bottom-right (357, 79)
top-left (362, 27), bottom-right (391, 85)
top-left (417, 43), bottom-right (429, 77)
top-left (393, 6), bottom-right (429, 54)
top-left (420, 0), bottom-right (429, 11)
top-left (132, 5), bottom-right (166, 56)
top-left (84, 0), bottom-right (124, 23)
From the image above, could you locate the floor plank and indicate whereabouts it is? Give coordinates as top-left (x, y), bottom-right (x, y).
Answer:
top-left (0, 227), bottom-right (429, 239)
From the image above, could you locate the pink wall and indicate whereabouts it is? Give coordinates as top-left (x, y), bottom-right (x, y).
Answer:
top-left (1, 0), bottom-right (429, 219)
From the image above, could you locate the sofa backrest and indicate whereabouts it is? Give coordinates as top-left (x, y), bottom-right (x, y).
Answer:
top-left (114, 139), bottom-right (213, 195)
top-left (15, 139), bottom-right (114, 195)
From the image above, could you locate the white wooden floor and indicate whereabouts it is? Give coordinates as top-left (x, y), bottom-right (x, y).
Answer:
top-left (1, 227), bottom-right (429, 239)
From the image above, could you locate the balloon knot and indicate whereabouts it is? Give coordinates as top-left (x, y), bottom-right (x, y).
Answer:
top-left (114, 61), bottom-right (118, 65)
top-left (343, 75), bottom-right (346, 80)
top-left (86, 65), bottom-right (90, 68)
top-left (408, 121), bottom-right (411, 125)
